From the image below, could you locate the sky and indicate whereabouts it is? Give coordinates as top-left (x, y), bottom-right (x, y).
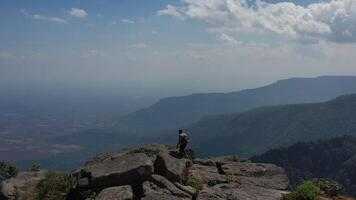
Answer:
top-left (0, 0), bottom-right (356, 97)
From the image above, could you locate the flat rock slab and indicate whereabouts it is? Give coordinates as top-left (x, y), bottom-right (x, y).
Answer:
top-left (236, 175), bottom-right (289, 190)
top-left (85, 144), bottom-right (176, 166)
top-left (225, 184), bottom-right (286, 200)
top-left (74, 153), bottom-right (153, 189)
top-left (221, 162), bottom-right (285, 177)
top-left (95, 185), bottom-right (133, 200)
top-left (197, 183), bottom-right (285, 200)
top-left (189, 164), bottom-right (228, 186)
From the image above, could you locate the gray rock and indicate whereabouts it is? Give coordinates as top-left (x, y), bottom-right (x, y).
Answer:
top-left (197, 182), bottom-right (286, 200)
top-left (193, 158), bottom-right (216, 166)
top-left (85, 144), bottom-right (175, 166)
top-left (189, 164), bottom-right (228, 186)
top-left (196, 186), bottom-right (227, 200)
top-left (221, 162), bottom-right (285, 177)
top-left (223, 184), bottom-right (286, 200)
top-left (141, 180), bottom-right (191, 200)
top-left (0, 171), bottom-right (47, 200)
top-left (154, 152), bottom-right (190, 183)
top-left (150, 175), bottom-right (191, 199)
top-left (236, 175), bottom-right (289, 190)
top-left (220, 162), bottom-right (289, 190)
top-left (73, 153), bottom-right (153, 190)
top-left (95, 185), bottom-right (133, 200)
top-left (70, 144), bottom-right (290, 200)
top-left (174, 182), bottom-right (197, 197)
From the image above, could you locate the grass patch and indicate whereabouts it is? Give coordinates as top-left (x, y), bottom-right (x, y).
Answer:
top-left (36, 172), bottom-right (72, 200)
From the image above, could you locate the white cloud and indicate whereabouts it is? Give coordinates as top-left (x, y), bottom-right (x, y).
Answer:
top-left (69, 8), bottom-right (88, 18)
top-left (158, 0), bottom-right (356, 43)
top-left (20, 9), bottom-right (66, 24)
top-left (0, 52), bottom-right (16, 61)
top-left (33, 14), bottom-right (66, 23)
top-left (157, 5), bottom-right (185, 19)
top-left (121, 19), bottom-right (135, 24)
top-left (220, 33), bottom-right (240, 45)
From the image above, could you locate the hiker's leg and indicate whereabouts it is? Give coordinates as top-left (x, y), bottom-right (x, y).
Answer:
top-left (179, 144), bottom-right (184, 155)
top-left (180, 143), bottom-right (187, 158)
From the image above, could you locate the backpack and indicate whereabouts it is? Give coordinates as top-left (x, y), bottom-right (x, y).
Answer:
top-left (180, 133), bottom-right (189, 144)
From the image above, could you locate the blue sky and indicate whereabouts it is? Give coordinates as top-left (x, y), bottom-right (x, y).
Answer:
top-left (1, 0), bottom-right (355, 97)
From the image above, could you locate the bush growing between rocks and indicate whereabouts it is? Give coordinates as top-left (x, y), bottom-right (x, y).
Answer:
top-left (187, 178), bottom-right (204, 191)
top-left (286, 181), bottom-right (321, 200)
top-left (0, 161), bottom-right (18, 180)
top-left (311, 178), bottom-right (343, 197)
top-left (36, 172), bottom-right (71, 200)
top-left (30, 163), bottom-right (42, 172)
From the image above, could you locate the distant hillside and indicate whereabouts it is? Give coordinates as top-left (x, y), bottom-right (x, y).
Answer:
top-left (122, 76), bottom-right (356, 128)
top-left (251, 136), bottom-right (356, 196)
top-left (188, 94), bottom-right (356, 157)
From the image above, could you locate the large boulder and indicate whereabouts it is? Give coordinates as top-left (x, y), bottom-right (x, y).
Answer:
top-left (85, 144), bottom-right (175, 166)
top-left (173, 182), bottom-right (197, 197)
top-left (149, 175), bottom-right (191, 199)
top-left (141, 175), bottom-right (191, 200)
top-left (154, 152), bottom-right (190, 183)
top-left (95, 185), bottom-right (133, 200)
top-left (197, 183), bottom-right (286, 200)
top-left (0, 171), bottom-right (47, 200)
top-left (73, 153), bottom-right (153, 190)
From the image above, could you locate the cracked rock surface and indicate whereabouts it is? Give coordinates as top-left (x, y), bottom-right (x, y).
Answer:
top-left (69, 144), bottom-right (289, 200)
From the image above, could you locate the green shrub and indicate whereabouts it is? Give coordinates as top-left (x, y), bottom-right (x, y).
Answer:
top-left (36, 172), bottom-right (72, 200)
top-left (311, 178), bottom-right (343, 197)
top-left (0, 161), bottom-right (18, 179)
top-left (187, 178), bottom-right (204, 191)
top-left (286, 181), bottom-right (321, 200)
top-left (7, 165), bottom-right (18, 177)
top-left (30, 163), bottom-right (42, 172)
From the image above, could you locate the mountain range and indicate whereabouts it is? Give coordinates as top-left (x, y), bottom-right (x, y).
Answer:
top-left (122, 76), bottom-right (356, 128)
top-left (187, 94), bottom-right (356, 157)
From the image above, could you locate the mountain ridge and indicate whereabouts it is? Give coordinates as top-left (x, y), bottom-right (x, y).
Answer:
top-left (187, 93), bottom-right (356, 157)
top-left (122, 76), bottom-right (356, 128)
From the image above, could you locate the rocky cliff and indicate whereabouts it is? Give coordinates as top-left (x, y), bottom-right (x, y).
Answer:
top-left (1, 144), bottom-right (290, 200)
top-left (70, 144), bottom-right (289, 200)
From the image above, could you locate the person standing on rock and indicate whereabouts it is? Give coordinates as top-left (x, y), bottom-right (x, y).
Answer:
top-left (177, 129), bottom-right (189, 158)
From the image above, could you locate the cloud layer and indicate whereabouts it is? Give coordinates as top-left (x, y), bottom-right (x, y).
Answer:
top-left (158, 0), bottom-right (356, 43)
top-left (69, 8), bottom-right (88, 18)
top-left (33, 14), bottom-right (66, 23)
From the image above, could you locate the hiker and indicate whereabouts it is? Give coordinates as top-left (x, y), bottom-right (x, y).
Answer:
top-left (177, 129), bottom-right (189, 158)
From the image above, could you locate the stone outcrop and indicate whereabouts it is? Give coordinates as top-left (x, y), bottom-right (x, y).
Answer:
top-left (73, 152), bottom-right (154, 190)
top-left (95, 185), bottom-right (133, 200)
top-left (70, 144), bottom-right (289, 200)
top-left (0, 171), bottom-right (47, 200)
top-left (0, 144), bottom-right (290, 200)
